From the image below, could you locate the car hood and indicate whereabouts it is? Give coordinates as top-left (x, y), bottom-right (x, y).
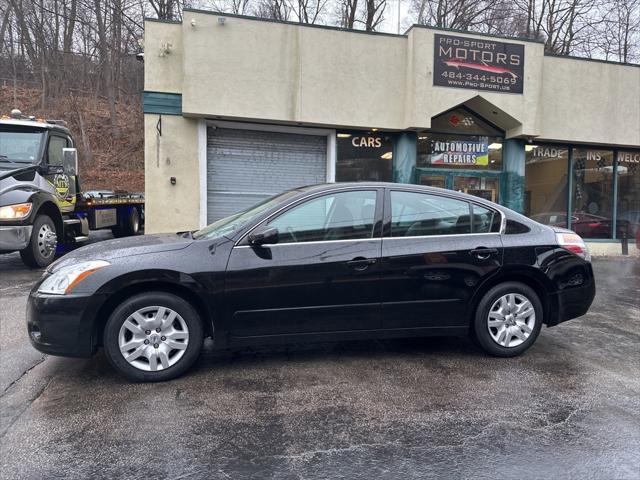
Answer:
top-left (49, 233), bottom-right (193, 271)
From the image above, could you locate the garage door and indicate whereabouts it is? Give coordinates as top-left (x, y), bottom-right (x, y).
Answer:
top-left (206, 127), bottom-right (327, 222)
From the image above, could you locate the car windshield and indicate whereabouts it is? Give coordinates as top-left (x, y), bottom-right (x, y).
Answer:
top-left (0, 128), bottom-right (45, 163)
top-left (192, 190), bottom-right (300, 240)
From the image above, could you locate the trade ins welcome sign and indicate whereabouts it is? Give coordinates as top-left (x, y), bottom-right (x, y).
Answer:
top-left (433, 33), bottom-right (525, 94)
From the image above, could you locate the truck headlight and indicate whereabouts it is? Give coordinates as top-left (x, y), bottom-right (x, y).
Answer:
top-left (0, 202), bottom-right (32, 219)
top-left (38, 260), bottom-right (110, 295)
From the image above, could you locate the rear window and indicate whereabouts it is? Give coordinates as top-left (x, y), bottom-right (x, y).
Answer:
top-left (505, 220), bottom-right (531, 234)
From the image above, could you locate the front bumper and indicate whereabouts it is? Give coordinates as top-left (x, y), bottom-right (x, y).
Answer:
top-left (0, 225), bottom-right (32, 251)
top-left (26, 290), bottom-right (103, 358)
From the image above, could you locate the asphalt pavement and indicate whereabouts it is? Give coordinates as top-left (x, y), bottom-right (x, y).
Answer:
top-left (0, 243), bottom-right (638, 479)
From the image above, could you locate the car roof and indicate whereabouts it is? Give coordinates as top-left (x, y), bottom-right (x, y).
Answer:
top-left (294, 182), bottom-right (505, 208)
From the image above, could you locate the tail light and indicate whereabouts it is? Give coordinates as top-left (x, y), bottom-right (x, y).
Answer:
top-left (556, 232), bottom-right (590, 261)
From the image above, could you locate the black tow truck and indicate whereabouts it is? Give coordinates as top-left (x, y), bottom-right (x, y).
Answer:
top-left (0, 109), bottom-right (144, 268)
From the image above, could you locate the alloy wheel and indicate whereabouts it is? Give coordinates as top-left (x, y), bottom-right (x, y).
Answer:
top-left (118, 306), bottom-right (190, 371)
top-left (487, 293), bottom-right (536, 348)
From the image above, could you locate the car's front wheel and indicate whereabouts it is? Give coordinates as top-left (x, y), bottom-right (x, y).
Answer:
top-left (103, 292), bottom-right (204, 382)
top-left (473, 282), bottom-right (542, 357)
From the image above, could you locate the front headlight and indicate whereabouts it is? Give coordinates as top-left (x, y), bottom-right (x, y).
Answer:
top-left (38, 260), bottom-right (110, 295)
top-left (0, 202), bottom-right (32, 220)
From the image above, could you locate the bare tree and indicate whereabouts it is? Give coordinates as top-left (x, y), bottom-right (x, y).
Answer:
top-left (147, 0), bottom-right (181, 19)
top-left (254, 0), bottom-right (292, 19)
top-left (336, 0), bottom-right (359, 27)
top-left (0, 3), bottom-right (12, 56)
top-left (362, 0), bottom-right (385, 30)
top-left (411, 0), bottom-right (497, 30)
top-left (600, 0), bottom-right (640, 62)
top-left (288, 0), bottom-right (330, 23)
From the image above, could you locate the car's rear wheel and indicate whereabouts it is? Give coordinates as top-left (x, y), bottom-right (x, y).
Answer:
top-left (103, 292), bottom-right (203, 381)
top-left (473, 282), bottom-right (542, 357)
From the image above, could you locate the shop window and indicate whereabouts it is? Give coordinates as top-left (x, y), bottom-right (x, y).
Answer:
top-left (616, 150), bottom-right (640, 240)
top-left (524, 144), bottom-right (569, 226)
top-left (453, 176), bottom-right (500, 202)
top-left (336, 131), bottom-right (393, 182)
top-left (417, 134), bottom-right (503, 171)
top-left (571, 148), bottom-right (614, 239)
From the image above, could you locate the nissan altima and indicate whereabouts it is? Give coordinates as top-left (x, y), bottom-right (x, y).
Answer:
top-left (27, 183), bottom-right (596, 381)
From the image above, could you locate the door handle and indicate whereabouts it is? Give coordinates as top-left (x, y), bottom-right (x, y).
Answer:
top-left (469, 247), bottom-right (498, 260)
top-left (346, 257), bottom-right (378, 271)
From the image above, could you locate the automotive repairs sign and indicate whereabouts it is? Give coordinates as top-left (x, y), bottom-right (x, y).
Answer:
top-left (433, 34), bottom-right (524, 94)
top-left (428, 139), bottom-right (489, 166)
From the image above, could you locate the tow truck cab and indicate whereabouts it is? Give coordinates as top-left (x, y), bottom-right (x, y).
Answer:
top-left (0, 109), bottom-right (144, 268)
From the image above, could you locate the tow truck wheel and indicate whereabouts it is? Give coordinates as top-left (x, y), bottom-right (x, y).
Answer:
top-left (112, 208), bottom-right (140, 238)
top-left (125, 207), bottom-right (141, 236)
top-left (20, 214), bottom-right (58, 268)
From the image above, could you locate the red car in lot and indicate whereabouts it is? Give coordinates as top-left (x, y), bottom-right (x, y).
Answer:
top-left (531, 212), bottom-right (631, 239)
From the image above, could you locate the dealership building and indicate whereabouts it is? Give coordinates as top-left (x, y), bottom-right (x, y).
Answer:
top-left (142, 10), bottom-right (640, 253)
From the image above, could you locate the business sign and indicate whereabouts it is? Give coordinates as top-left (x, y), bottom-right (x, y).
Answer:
top-left (618, 151), bottom-right (640, 164)
top-left (433, 33), bottom-right (524, 94)
top-left (428, 139), bottom-right (489, 166)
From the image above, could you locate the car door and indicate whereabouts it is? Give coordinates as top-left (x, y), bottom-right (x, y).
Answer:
top-left (224, 188), bottom-right (383, 338)
top-left (380, 189), bottom-right (503, 330)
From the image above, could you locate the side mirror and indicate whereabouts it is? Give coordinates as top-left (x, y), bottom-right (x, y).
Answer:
top-left (63, 148), bottom-right (78, 176)
top-left (248, 226), bottom-right (279, 246)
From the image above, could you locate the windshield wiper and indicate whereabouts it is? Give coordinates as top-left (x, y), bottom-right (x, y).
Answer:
top-left (0, 156), bottom-right (19, 164)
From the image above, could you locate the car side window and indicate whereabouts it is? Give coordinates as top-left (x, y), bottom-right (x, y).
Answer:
top-left (47, 136), bottom-right (68, 167)
top-left (472, 204), bottom-right (501, 233)
top-left (390, 191), bottom-right (473, 237)
top-left (268, 190), bottom-right (377, 243)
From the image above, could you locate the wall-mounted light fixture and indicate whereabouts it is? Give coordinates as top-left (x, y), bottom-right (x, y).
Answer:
top-left (218, 17), bottom-right (226, 25)
top-left (159, 41), bottom-right (173, 57)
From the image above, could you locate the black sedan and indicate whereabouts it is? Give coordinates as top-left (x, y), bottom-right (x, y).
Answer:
top-left (27, 183), bottom-right (596, 381)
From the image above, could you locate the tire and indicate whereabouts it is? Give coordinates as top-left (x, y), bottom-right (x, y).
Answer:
top-left (103, 292), bottom-right (204, 382)
top-left (472, 282), bottom-right (543, 357)
top-left (20, 214), bottom-right (58, 268)
top-left (111, 208), bottom-right (140, 238)
top-left (110, 225), bottom-right (123, 237)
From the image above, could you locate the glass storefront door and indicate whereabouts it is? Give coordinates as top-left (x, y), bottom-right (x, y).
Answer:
top-left (418, 175), bottom-right (446, 189)
top-left (453, 176), bottom-right (499, 202)
top-left (414, 107), bottom-right (504, 204)
top-left (418, 172), bottom-right (501, 203)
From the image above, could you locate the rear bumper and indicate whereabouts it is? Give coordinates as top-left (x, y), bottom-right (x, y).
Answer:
top-left (548, 266), bottom-right (596, 326)
top-left (26, 290), bottom-right (102, 358)
top-left (0, 225), bottom-right (32, 250)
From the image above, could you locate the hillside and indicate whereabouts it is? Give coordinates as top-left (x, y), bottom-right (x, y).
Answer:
top-left (1, 86), bottom-right (144, 192)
